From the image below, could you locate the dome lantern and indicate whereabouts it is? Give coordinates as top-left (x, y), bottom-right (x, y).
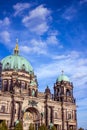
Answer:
top-left (14, 39), bottom-right (19, 55)
top-left (56, 71), bottom-right (70, 82)
top-left (45, 86), bottom-right (51, 94)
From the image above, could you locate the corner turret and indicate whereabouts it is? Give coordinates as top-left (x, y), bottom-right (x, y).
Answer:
top-left (54, 71), bottom-right (75, 103)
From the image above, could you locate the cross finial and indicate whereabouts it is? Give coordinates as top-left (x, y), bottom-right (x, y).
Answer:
top-left (16, 38), bottom-right (18, 43)
top-left (62, 70), bottom-right (64, 75)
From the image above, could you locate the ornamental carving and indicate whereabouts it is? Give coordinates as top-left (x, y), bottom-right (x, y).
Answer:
top-left (28, 100), bottom-right (38, 107)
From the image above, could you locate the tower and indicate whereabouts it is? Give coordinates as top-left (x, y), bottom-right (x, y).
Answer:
top-left (54, 72), bottom-right (77, 130)
top-left (54, 71), bottom-right (75, 103)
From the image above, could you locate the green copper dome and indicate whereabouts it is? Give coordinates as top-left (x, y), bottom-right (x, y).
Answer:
top-left (1, 43), bottom-right (33, 73)
top-left (57, 74), bottom-right (70, 82)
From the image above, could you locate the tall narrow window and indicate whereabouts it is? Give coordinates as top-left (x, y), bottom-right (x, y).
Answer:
top-left (22, 64), bottom-right (25, 71)
top-left (66, 89), bottom-right (71, 96)
top-left (21, 82), bottom-right (25, 89)
top-left (68, 113), bottom-right (71, 120)
top-left (4, 80), bottom-right (8, 91)
top-left (5, 62), bottom-right (10, 70)
top-left (32, 89), bottom-right (35, 96)
top-left (1, 105), bottom-right (5, 113)
top-left (55, 112), bottom-right (57, 119)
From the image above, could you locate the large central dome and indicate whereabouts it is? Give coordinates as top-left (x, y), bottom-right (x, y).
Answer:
top-left (1, 43), bottom-right (33, 74)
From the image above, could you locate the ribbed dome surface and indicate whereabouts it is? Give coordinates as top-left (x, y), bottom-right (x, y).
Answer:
top-left (57, 74), bottom-right (70, 82)
top-left (1, 54), bottom-right (33, 73)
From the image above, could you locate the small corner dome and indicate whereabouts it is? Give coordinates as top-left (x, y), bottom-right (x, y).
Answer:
top-left (1, 43), bottom-right (34, 74)
top-left (57, 74), bottom-right (70, 82)
top-left (45, 86), bottom-right (51, 94)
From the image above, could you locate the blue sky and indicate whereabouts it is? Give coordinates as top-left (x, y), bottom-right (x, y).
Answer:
top-left (0, 0), bottom-right (87, 129)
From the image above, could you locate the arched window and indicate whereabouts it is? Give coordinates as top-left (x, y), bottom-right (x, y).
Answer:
top-left (66, 89), bottom-right (71, 96)
top-left (29, 88), bottom-right (31, 96)
top-left (57, 88), bottom-right (61, 96)
top-left (68, 113), bottom-right (71, 120)
top-left (3, 80), bottom-right (8, 91)
top-left (5, 62), bottom-right (10, 70)
top-left (55, 112), bottom-right (58, 119)
top-left (32, 89), bottom-right (35, 97)
top-left (1, 105), bottom-right (5, 113)
top-left (35, 90), bottom-right (38, 97)
top-left (21, 82), bottom-right (25, 89)
top-left (22, 64), bottom-right (26, 71)
top-left (8, 80), bottom-right (11, 91)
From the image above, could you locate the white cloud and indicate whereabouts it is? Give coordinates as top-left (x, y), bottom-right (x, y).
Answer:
top-left (27, 5), bottom-right (50, 19)
top-left (30, 39), bottom-right (46, 48)
top-left (79, 0), bottom-right (87, 4)
top-left (22, 5), bottom-right (51, 35)
top-left (0, 17), bottom-right (11, 44)
top-left (35, 51), bottom-right (87, 89)
top-left (13, 3), bottom-right (30, 16)
top-left (48, 30), bottom-right (59, 36)
top-left (0, 31), bottom-right (11, 43)
top-left (46, 35), bottom-right (59, 45)
top-left (31, 22), bottom-right (49, 35)
top-left (72, 72), bottom-right (87, 80)
top-left (52, 51), bottom-right (79, 60)
top-left (20, 39), bottom-right (47, 55)
top-left (62, 6), bottom-right (77, 20)
top-left (19, 33), bottom-right (62, 55)
top-left (46, 30), bottom-right (63, 46)
top-left (0, 17), bottom-right (10, 26)
top-left (20, 45), bottom-right (47, 55)
top-left (52, 54), bottom-right (70, 60)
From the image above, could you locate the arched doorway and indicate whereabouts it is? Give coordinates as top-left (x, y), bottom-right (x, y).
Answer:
top-left (23, 107), bottom-right (40, 130)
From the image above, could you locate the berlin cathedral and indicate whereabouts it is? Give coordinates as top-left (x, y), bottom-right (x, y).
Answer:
top-left (0, 42), bottom-right (77, 130)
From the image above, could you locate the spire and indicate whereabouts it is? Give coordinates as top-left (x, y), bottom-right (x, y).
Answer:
top-left (14, 39), bottom-right (19, 55)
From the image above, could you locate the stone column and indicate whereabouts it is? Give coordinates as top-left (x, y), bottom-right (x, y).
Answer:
top-left (10, 95), bottom-right (15, 129)
top-left (72, 110), bottom-right (75, 120)
top-left (45, 104), bottom-right (48, 127)
top-left (75, 110), bottom-right (77, 130)
top-left (18, 102), bottom-right (22, 121)
top-left (75, 110), bottom-right (77, 120)
top-left (54, 86), bottom-right (56, 100)
top-left (67, 121), bottom-right (68, 130)
top-left (57, 125), bottom-right (59, 130)
top-left (8, 80), bottom-right (10, 91)
top-left (61, 103), bottom-right (64, 130)
top-left (51, 107), bottom-right (54, 124)
top-left (2, 80), bottom-right (4, 91)
top-left (35, 89), bottom-right (38, 97)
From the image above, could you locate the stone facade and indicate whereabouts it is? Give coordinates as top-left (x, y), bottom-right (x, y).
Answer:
top-left (0, 44), bottom-right (77, 130)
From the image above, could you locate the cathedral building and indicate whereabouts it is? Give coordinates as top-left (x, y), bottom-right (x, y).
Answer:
top-left (0, 42), bottom-right (77, 130)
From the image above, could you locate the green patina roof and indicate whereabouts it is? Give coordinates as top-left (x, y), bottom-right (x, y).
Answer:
top-left (1, 43), bottom-right (34, 73)
top-left (30, 81), bottom-right (37, 86)
top-left (57, 74), bottom-right (70, 82)
top-left (1, 54), bottom-right (33, 73)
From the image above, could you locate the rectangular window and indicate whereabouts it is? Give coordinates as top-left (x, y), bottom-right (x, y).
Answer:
top-left (1, 105), bottom-right (5, 113)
